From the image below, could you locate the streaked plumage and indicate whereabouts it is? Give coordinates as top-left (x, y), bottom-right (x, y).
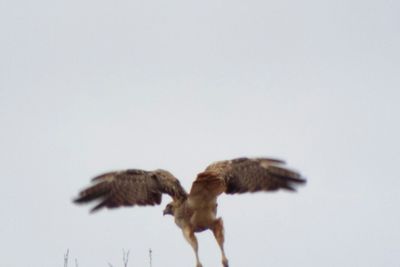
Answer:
top-left (74, 157), bottom-right (306, 267)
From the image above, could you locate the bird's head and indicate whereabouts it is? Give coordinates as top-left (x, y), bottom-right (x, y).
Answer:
top-left (163, 202), bottom-right (175, 216)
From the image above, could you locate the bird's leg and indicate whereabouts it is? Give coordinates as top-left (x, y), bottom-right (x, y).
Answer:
top-left (212, 218), bottom-right (229, 267)
top-left (182, 227), bottom-right (203, 267)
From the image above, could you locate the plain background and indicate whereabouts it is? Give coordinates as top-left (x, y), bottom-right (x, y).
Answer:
top-left (0, 0), bottom-right (399, 266)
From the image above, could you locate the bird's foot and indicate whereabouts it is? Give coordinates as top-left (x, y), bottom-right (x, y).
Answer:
top-left (196, 263), bottom-right (203, 267)
top-left (222, 258), bottom-right (229, 267)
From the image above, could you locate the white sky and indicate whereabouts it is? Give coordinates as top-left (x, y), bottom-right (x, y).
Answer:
top-left (1, 0), bottom-right (399, 266)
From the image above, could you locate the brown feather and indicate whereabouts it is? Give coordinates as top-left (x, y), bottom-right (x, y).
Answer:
top-left (190, 157), bottom-right (306, 199)
top-left (73, 169), bottom-right (187, 212)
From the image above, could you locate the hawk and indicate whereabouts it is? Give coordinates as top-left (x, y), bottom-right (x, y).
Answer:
top-left (74, 157), bottom-right (306, 267)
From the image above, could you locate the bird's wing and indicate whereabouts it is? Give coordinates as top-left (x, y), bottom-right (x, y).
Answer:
top-left (189, 157), bottom-right (306, 201)
top-left (74, 169), bottom-right (187, 212)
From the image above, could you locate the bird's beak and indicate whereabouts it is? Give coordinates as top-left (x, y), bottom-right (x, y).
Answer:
top-left (163, 207), bottom-right (172, 216)
top-left (163, 209), bottom-right (168, 216)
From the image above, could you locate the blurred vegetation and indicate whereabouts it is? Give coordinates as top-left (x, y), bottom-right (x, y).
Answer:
top-left (64, 248), bottom-right (153, 267)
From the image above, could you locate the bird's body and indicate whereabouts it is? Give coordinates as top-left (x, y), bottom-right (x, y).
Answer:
top-left (173, 200), bottom-right (216, 232)
top-left (74, 157), bottom-right (306, 267)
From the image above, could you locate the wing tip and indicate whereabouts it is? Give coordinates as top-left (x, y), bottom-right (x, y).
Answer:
top-left (90, 203), bottom-right (104, 213)
top-left (72, 197), bottom-right (82, 204)
top-left (285, 175), bottom-right (307, 192)
top-left (72, 194), bottom-right (89, 204)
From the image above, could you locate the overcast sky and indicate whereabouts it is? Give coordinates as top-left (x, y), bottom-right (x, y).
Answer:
top-left (1, 0), bottom-right (399, 266)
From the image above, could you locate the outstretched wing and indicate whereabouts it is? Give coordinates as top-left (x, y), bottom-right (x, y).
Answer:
top-left (74, 169), bottom-right (187, 212)
top-left (189, 157), bottom-right (306, 201)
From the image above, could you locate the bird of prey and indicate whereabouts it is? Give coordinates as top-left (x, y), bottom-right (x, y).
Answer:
top-left (74, 157), bottom-right (306, 267)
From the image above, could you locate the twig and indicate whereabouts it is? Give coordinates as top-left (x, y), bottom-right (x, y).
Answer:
top-left (64, 249), bottom-right (69, 267)
top-left (123, 249), bottom-right (130, 267)
top-left (149, 249), bottom-right (153, 267)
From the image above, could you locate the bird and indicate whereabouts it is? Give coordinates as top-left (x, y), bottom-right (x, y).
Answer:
top-left (74, 157), bottom-right (306, 267)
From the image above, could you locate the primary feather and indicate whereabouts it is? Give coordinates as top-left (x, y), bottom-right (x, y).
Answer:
top-left (74, 169), bottom-right (187, 212)
top-left (190, 157), bottom-right (305, 197)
